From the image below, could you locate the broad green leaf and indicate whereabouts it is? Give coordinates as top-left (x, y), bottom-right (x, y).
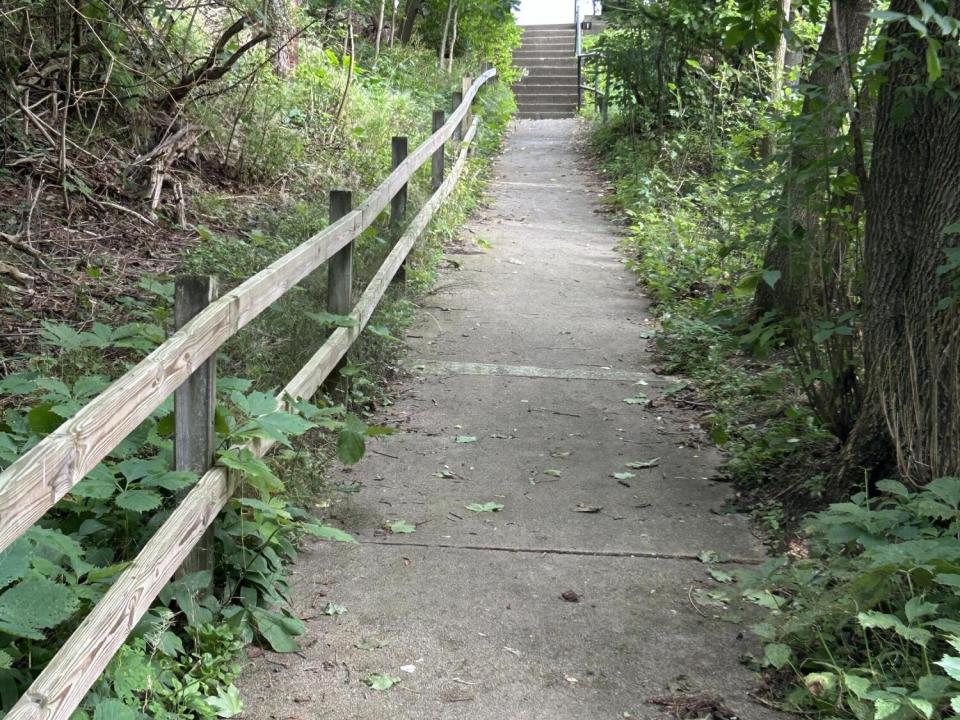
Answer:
top-left (323, 602), bottom-right (347, 616)
top-left (926, 39), bottom-right (942, 82)
top-left (626, 458), bottom-right (660, 469)
top-left (27, 404), bottom-right (64, 435)
top-left (763, 643), bottom-right (792, 669)
top-left (543, 469), bottom-right (562, 477)
top-left (623, 395), bottom-right (650, 405)
top-left (874, 697), bottom-right (902, 720)
top-left (935, 655), bottom-right (960, 681)
top-left (251, 607), bottom-right (302, 652)
top-left (386, 520), bottom-right (415, 534)
top-left (612, 472), bottom-right (635, 480)
top-left (0, 539), bottom-right (31, 590)
top-left (207, 685), bottom-right (244, 718)
top-left (305, 311), bottom-right (358, 328)
top-left (466, 502), bottom-right (504, 513)
top-left (337, 429), bottom-right (366, 465)
top-left (708, 568), bottom-right (734, 583)
top-left (0, 577), bottom-right (79, 630)
top-left (761, 269), bottom-right (781, 288)
top-left (92, 700), bottom-right (137, 720)
top-left (302, 523), bottom-right (357, 543)
top-left (115, 489), bottom-right (162, 513)
top-left (363, 673), bottom-right (400, 690)
top-left (455, 435), bottom-right (477, 443)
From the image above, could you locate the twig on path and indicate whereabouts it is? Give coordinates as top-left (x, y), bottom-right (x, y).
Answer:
top-left (687, 586), bottom-right (707, 618)
top-left (370, 448), bottom-right (400, 459)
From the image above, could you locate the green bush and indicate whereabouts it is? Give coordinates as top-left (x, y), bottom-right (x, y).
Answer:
top-left (745, 480), bottom-right (960, 719)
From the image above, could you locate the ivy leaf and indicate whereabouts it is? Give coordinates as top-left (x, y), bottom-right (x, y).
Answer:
top-left (0, 577), bottom-right (79, 632)
top-left (115, 489), bottom-right (162, 513)
top-left (363, 673), bottom-right (400, 690)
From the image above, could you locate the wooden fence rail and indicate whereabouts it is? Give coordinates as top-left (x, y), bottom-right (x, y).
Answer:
top-left (2, 72), bottom-right (493, 720)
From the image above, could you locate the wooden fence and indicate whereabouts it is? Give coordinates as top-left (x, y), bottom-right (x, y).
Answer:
top-left (1, 68), bottom-right (496, 720)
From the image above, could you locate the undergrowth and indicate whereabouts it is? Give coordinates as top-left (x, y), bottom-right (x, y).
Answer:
top-left (0, 41), bottom-right (514, 720)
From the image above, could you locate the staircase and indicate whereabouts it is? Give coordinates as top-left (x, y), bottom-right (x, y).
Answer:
top-left (513, 24), bottom-right (579, 120)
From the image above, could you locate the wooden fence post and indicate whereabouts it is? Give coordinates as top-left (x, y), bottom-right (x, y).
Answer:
top-left (391, 137), bottom-right (408, 284)
top-left (328, 190), bottom-right (354, 317)
top-left (174, 275), bottom-right (218, 582)
top-left (432, 110), bottom-right (445, 193)
top-left (451, 91), bottom-right (463, 141)
top-left (461, 76), bottom-right (473, 137)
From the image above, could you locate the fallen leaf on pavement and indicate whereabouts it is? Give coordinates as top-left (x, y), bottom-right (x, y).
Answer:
top-left (385, 520), bottom-right (415, 534)
top-left (573, 504), bottom-right (602, 513)
top-left (455, 435), bottom-right (477, 444)
top-left (466, 501), bottom-right (504, 512)
top-left (363, 673), bottom-right (401, 690)
top-left (626, 458), bottom-right (660, 469)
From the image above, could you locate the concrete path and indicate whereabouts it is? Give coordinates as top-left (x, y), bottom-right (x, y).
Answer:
top-left (240, 119), bottom-right (779, 720)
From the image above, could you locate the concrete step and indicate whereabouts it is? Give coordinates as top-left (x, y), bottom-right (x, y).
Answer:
top-left (515, 50), bottom-right (573, 60)
top-left (516, 59), bottom-right (577, 69)
top-left (521, 23), bottom-right (576, 30)
top-left (516, 65), bottom-right (578, 78)
top-left (515, 93), bottom-right (579, 106)
top-left (516, 110), bottom-right (577, 119)
top-left (513, 84), bottom-right (579, 97)
top-left (519, 40), bottom-right (574, 50)
top-left (515, 101), bottom-right (578, 115)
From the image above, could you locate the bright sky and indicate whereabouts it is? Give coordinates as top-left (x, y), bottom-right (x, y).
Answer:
top-left (514, 0), bottom-right (596, 25)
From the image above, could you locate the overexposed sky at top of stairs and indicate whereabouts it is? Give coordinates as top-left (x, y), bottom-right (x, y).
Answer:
top-left (514, 0), bottom-right (597, 25)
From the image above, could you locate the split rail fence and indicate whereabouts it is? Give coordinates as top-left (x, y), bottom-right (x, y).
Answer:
top-left (0, 68), bottom-right (497, 720)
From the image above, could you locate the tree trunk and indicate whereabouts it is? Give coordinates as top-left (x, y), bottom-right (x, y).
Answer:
top-left (754, 0), bottom-right (871, 316)
top-left (400, 0), bottom-right (422, 44)
top-left (832, 0), bottom-right (960, 495)
top-left (446, 5), bottom-right (459, 73)
top-left (439, 0), bottom-right (455, 69)
top-left (374, 0), bottom-right (386, 60)
top-left (389, 0), bottom-right (397, 48)
top-left (268, 0), bottom-right (300, 77)
top-left (760, 0), bottom-right (792, 159)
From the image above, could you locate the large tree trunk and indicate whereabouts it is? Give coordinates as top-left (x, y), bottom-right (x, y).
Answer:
top-left (832, 0), bottom-right (960, 495)
top-left (268, 0), bottom-right (300, 77)
top-left (760, 0), bottom-right (792, 159)
top-left (754, 0), bottom-right (871, 316)
top-left (399, 0), bottom-right (422, 44)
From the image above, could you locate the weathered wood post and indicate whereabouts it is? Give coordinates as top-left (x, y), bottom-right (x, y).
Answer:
top-left (327, 190), bottom-right (354, 317)
top-left (174, 275), bottom-right (218, 582)
top-left (451, 90), bottom-right (463, 141)
top-left (391, 137), bottom-right (408, 284)
top-left (461, 75), bottom-right (473, 137)
top-left (432, 110), bottom-right (445, 193)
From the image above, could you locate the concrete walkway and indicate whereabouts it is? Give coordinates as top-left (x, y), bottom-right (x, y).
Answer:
top-left (240, 120), bottom-right (779, 720)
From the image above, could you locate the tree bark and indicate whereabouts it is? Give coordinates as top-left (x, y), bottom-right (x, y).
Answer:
top-left (832, 0), bottom-right (960, 494)
top-left (374, 0), bottom-right (386, 60)
top-left (439, 0), bottom-right (455, 69)
top-left (400, 0), bottom-right (422, 44)
top-left (754, 0), bottom-right (871, 316)
top-left (446, 4), bottom-right (459, 73)
top-left (269, 0), bottom-right (300, 77)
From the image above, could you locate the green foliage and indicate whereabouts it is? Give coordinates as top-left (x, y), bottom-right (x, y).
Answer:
top-left (743, 479), bottom-right (960, 718)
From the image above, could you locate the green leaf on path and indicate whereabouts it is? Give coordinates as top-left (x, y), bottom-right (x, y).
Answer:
top-left (544, 469), bottom-right (562, 477)
top-left (386, 520), bottom-right (415, 534)
top-left (626, 458), bottom-right (660, 469)
top-left (302, 523), bottom-right (357, 543)
top-left (434, 469), bottom-right (455, 478)
top-left (573, 504), bottom-right (602, 513)
top-left (698, 550), bottom-right (729, 564)
top-left (355, 637), bottom-right (388, 651)
top-left (323, 602), bottom-right (347, 616)
top-left (708, 568), bottom-right (734, 583)
top-left (455, 435), bottom-right (477, 444)
top-left (363, 673), bottom-right (400, 690)
top-left (466, 502), bottom-right (503, 513)
top-left (623, 395), bottom-right (650, 406)
top-left (612, 472), bottom-right (635, 481)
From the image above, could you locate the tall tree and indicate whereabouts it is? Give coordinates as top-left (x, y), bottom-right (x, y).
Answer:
top-left (834, 0), bottom-right (960, 490)
top-left (753, 0), bottom-right (872, 318)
